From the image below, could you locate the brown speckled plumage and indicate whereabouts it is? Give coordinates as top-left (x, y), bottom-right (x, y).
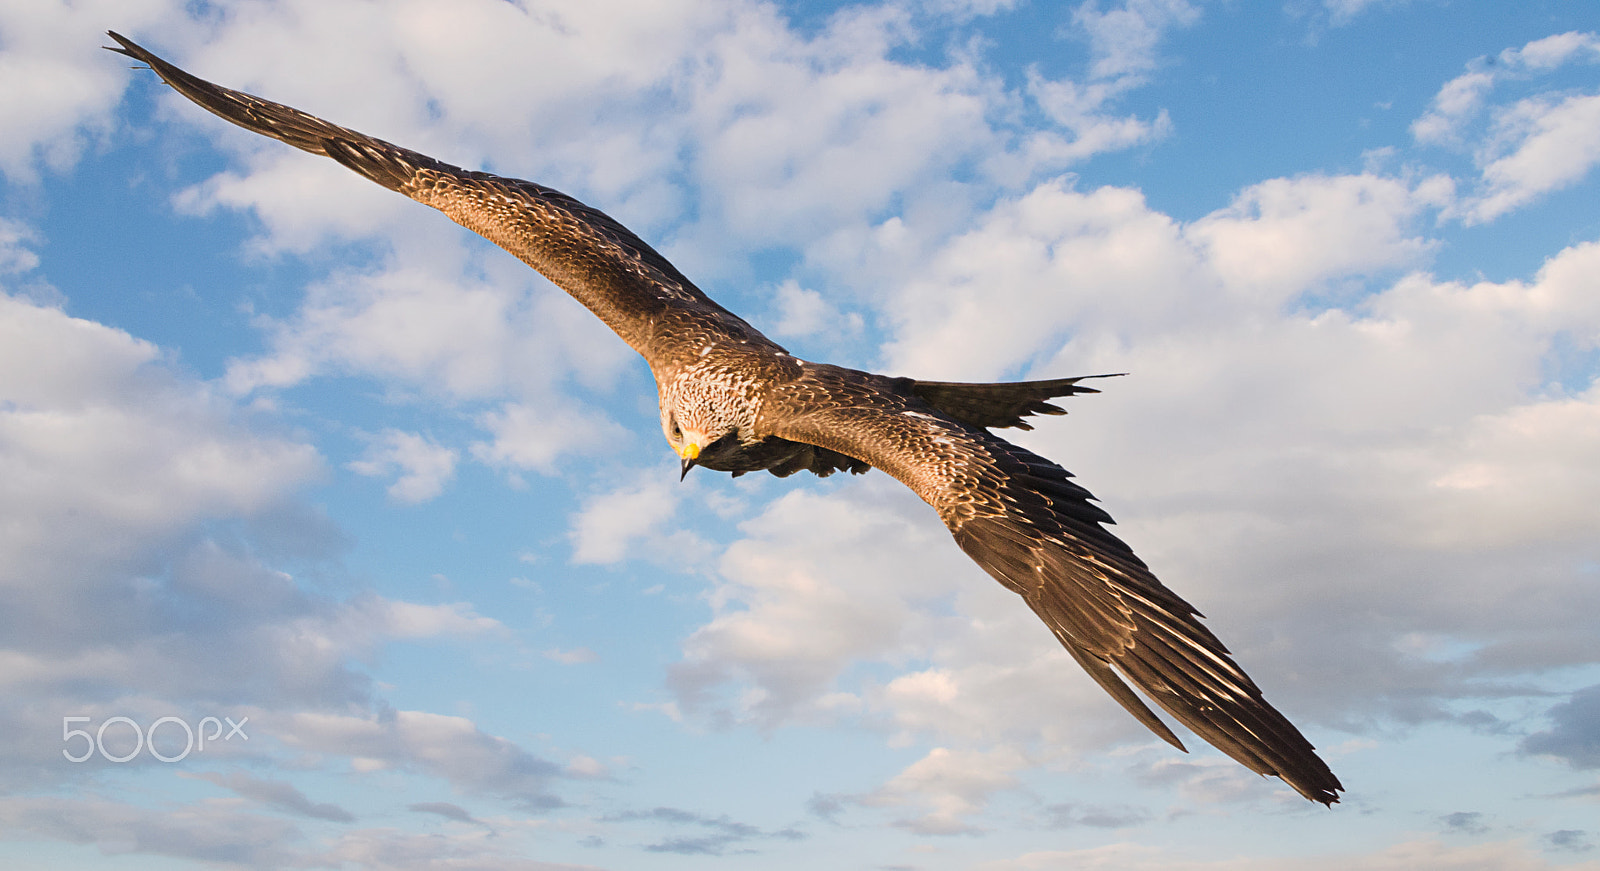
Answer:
top-left (108, 32), bottom-right (1342, 805)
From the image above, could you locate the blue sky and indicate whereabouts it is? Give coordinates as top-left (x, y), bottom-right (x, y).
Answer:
top-left (3, 0), bottom-right (1600, 868)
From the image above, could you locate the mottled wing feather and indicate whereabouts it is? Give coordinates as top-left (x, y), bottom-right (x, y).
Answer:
top-left (105, 31), bottom-right (768, 356)
top-left (910, 374), bottom-right (1123, 431)
top-left (763, 365), bottom-right (1343, 805)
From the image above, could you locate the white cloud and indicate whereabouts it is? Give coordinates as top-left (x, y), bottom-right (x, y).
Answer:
top-left (880, 181), bottom-right (1197, 378)
top-left (222, 242), bottom-right (629, 400)
top-left (670, 3), bottom-right (1004, 258)
top-left (351, 596), bottom-right (503, 640)
top-left (0, 218), bottom-right (39, 274)
top-left (876, 170), bottom-right (1451, 377)
top-left (349, 429), bottom-right (460, 504)
top-left (1416, 381), bottom-right (1600, 549)
top-left (1514, 31), bottom-right (1600, 69)
top-left (1411, 70), bottom-right (1498, 146)
top-left (970, 0), bottom-right (1195, 187)
top-left (668, 483), bottom-right (957, 727)
top-left (1321, 0), bottom-right (1395, 27)
top-left (0, 292), bottom-right (323, 581)
top-left (216, 238), bottom-right (634, 479)
top-left (857, 745), bottom-right (1029, 835)
top-left (663, 0), bottom-right (1181, 255)
top-left (1007, 71), bottom-right (1173, 180)
top-left (872, 640), bottom-right (1133, 752)
top-left (0, 0), bottom-right (183, 181)
top-left (766, 278), bottom-right (865, 342)
top-left (1468, 92), bottom-right (1600, 223)
top-left (567, 479), bottom-right (679, 566)
top-left (469, 399), bottom-right (627, 476)
top-left (566, 475), bottom-right (714, 568)
top-left (1072, 0), bottom-right (1201, 82)
top-left (1413, 32), bottom-right (1600, 146)
top-left (1411, 31), bottom-right (1600, 222)
top-left (1188, 173), bottom-right (1448, 302)
top-left (173, 154), bottom-right (412, 256)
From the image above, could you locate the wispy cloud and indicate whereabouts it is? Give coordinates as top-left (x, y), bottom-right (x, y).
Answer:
top-left (189, 770), bottom-right (357, 822)
top-left (603, 806), bottom-right (805, 856)
top-left (1412, 31), bottom-right (1600, 223)
top-left (348, 429), bottom-right (460, 504)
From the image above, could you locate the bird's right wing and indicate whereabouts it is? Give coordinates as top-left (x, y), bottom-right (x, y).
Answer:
top-left (106, 32), bottom-right (770, 356)
top-left (761, 366), bottom-right (1343, 804)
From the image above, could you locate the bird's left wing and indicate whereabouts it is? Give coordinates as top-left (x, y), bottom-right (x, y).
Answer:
top-left (760, 366), bottom-right (1343, 804)
top-left (106, 32), bottom-right (770, 356)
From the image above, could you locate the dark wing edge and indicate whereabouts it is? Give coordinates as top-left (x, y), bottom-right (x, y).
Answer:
top-left (764, 377), bottom-right (1343, 805)
top-left (752, 442), bottom-right (872, 479)
top-left (910, 373), bottom-right (1125, 431)
top-left (700, 432), bottom-right (871, 479)
top-left (104, 31), bottom-right (767, 354)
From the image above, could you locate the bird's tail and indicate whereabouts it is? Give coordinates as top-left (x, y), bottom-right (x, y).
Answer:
top-left (910, 373), bottom-right (1124, 431)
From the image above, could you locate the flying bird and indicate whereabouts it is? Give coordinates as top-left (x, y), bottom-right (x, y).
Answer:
top-left (108, 31), bottom-right (1342, 805)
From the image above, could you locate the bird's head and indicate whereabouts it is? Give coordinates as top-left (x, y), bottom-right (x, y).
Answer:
top-left (662, 408), bottom-right (721, 480)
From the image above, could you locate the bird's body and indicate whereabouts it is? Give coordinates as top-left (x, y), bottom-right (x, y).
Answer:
top-left (108, 32), bottom-right (1342, 805)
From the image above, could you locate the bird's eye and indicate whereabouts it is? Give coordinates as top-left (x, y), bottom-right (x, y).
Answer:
top-left (669, 418), bottom-right (682, 440)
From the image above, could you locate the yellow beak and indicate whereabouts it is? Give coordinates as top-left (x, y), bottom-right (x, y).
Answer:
top-left (677, 441), bottom-right (701, 481)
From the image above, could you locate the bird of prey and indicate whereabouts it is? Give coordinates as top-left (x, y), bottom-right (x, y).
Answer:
top-left (108, 31), bottom-right (1342, 805)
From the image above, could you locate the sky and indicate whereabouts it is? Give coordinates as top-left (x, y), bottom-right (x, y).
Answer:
top-left (2, 0), bottom-right (1599, 868)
